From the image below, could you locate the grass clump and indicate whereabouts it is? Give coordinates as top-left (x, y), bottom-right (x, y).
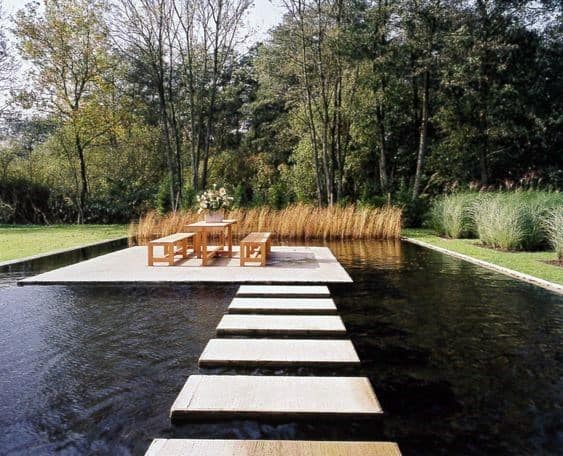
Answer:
top-left (469, 191), bottom-right (562, 251)
top-left (429, 193), bottom-right (481, 238)
top-left (429, 190), bottom-right (562, 252)
top-left (545, 207), bottom-right (563, 263)
top-left (472, 195), bottom-right (526, 250)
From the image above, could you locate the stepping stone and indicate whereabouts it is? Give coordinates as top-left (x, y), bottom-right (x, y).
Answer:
top-left (236, 285), bottom-right (330, 297)
top-left (216, 314), bottom-right (346, 336)
top-left (170, 375), bottom-right (382, 421)
top-left (146, 439), bottom-right (402, 456)
top-left (228, 297), bottom-right (337, 314)
top-left (199, 339), bottom-right (360, 367)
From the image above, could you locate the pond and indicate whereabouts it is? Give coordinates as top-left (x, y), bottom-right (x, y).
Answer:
top-left (0, 241), bottom-right (561, 455)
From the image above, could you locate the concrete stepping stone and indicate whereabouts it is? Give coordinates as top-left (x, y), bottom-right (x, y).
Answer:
top-left (146, 439), bottom-right (401, 456)
top-left (170, 375), bottom-right (382, 421)
top-left (228, 297), bottom-right (337, 314)
top-left (198, 338), bottom-right (360, 367)
top-left (236, 285), bottom-right (330, 297)
top-left (216, 314), bottom-right (346, 336)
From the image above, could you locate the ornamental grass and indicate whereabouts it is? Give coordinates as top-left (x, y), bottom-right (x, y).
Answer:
top-left (130, 204), bottom-right (402, 245)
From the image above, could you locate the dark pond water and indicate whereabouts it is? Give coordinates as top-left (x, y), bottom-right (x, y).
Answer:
top-left (0, 241), bottom-right (561, 455)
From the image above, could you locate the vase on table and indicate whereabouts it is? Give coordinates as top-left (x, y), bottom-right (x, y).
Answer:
top-left (205, 209), bottom-right (224, 223)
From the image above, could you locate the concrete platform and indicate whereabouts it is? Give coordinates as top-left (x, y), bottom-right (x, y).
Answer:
top-left (216, 314), bottom-right (347, 336)
top-left (17, 246), bottom-right (352, 285)
top-left (170, 375), bottom-right (382, 421)
top-left (198, 339), bottom-right (360, 367)
top-left (146, 439), bottom-right (401, 456)
top-left (228, 297), bottom-right (337, 314)
top-left (236, 285), bottom-right (331, 297)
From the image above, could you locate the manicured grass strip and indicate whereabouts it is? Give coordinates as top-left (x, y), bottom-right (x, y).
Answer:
top-left (403, 228), bottom-right (563, 286)
top-left (0, 225), bottom-right (127, 262)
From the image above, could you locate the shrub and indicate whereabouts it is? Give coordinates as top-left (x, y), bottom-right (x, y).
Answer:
top-left (0, 201), bottom-right (15, 223)
top-left (429, 193), bottom-right (480, 238)
top-left (545, 207), bottom-right (563, 262)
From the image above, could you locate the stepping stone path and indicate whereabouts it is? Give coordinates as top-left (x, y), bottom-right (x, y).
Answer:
top-left (146, 439), bottom-right (402, 456)
top-left (170, 375), bottom-right (382, 420)
top-left (216, 314), bottom-right (347, 336)
top-left (147, 285), bottom-right (401, 455)
top-left (228, 297), bottom-right (337, 314)
top-left (199, 338), bottom-right (360, 367)
top-left (236, 284), bottom-right (330, 297)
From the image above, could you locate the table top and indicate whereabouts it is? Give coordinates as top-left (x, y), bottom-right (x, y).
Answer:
top-left (186, 219), bottom-right (237, 229)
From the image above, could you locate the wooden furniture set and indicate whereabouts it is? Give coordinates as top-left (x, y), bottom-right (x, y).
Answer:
top-left (147, 219), bottom-right (272, 267)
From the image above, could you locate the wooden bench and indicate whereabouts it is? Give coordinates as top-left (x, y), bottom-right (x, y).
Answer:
top-left (240, 232), bottom-right (271, 266)
top-left (148, 232), bottom-right (197, 266)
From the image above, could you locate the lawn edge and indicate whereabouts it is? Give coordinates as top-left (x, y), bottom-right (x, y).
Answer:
top-left (0, 236), bottom-right (128, 267)
top-left (403, 237), bottom-right (563, 295)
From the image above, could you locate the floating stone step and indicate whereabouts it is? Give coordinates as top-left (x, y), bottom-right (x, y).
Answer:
top-left (199, 338), bottom-right (360, 367)
top-left (236, 285), bottom-right (330, 297)
top-left (146, 439), bottom-right (401, 456)
top-left (216, 314), bottom-right (346, 336)
top-left (228, 297), bottom-right (337, 314)
top-left (170, 375), bottom-right (382, 421)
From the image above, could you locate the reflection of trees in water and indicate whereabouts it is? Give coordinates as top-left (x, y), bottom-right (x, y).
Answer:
top-left (326, 240), bottom-right (404, 270)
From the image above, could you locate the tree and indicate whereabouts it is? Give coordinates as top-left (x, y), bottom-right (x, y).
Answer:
top-left (0, 0), bottom-right (15, 118)
top-left (15, 0), bottom-right (117, 222)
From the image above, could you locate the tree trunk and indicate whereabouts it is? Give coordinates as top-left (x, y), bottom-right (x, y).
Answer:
top-left (376, 107), bottom-right (388, 193)
top-left (75, 133), bottom-right (88, 224)
top-left (412, 69), bottom-right (429, 200)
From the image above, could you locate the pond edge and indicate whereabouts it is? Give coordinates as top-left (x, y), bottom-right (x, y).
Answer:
top-left (403, 237), bottom-right (563, 296)
top-left (0, 236), bottom-right (128, 268)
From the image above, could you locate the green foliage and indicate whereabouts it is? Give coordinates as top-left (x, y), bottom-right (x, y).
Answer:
top-left (470, 192), bottom-right (563, 251)
top-left (545, 207), bottom-right (563, 261)
top-left (0, 201), bottom-right (14, 223)
top-left (155, 177), bottom-right (173, 215)
top-left (429, 193), bottom-right (481, 238)
top-left (267, 181), bottom-right (289, 210)
top-left (2, 0), bottom-right (561, 225)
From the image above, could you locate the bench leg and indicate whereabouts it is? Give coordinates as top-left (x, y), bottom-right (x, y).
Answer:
top-left (148, 245), bottom-right (154, 266)
top-left (240, 243), bottom-right (245, 266)
top-left (261, 242), bottom-right (266, 266)
top-left (181, 239), bottom-right (187, 258)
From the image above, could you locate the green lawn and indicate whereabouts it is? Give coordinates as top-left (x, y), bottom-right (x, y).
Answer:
top-left (0, 225), bottom-right (128, 262)
top-left (403, 228), bottom-right (563, 285)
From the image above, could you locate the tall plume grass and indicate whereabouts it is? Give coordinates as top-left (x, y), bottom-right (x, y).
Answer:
top-left (429, 190), bottom-right (563, 252)
top-left (429, 193), bottom-right (482, 238)
top-left (545, 207), bottom-right (563, 262)
top-left (130, 204), bottom-right (402, 245)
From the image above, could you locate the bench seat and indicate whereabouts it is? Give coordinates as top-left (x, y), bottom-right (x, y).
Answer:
top-left (148, 232), bottom-right (197, 266)
top-left (240, 232), bottom-right (272, 266)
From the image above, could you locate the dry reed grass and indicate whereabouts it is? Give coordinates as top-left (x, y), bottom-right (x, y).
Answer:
top-left (130, 204), bottom-right (402, 245)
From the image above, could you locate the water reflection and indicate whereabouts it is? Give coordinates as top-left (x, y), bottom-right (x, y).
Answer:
top-left (0, 241), bottom-right (561, 455)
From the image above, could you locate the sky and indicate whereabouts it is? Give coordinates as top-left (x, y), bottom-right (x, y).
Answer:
top-left (2, 0), bottom-right (285, 44)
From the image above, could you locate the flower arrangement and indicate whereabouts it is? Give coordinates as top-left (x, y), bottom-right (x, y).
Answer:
top-left (197, 184), bottom-right (234, 213)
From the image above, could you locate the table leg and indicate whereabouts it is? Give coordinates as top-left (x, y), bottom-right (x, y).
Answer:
top-left (195, 233), bottom-right (202, 258)
top-left (227, 225), bottom-right (233, 257)
top-left (168, 244), bottom-right (175, 266)
top-left (201, 231), bottom-right (208, 266)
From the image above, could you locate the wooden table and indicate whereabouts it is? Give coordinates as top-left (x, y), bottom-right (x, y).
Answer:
top-left (185, 219), bottom-right (237, 266)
